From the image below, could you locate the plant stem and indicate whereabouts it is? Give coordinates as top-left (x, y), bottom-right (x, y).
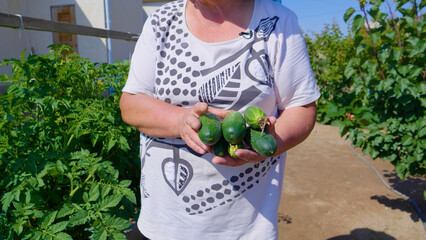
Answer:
top-left (386, 1), bottom-right (404, 52)
top-left (361, 5), bottom-right (386, 80)
top-left (69, 171), bottom-right (95, 200)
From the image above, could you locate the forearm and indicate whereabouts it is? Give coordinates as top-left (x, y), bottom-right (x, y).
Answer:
top-left (119, 92), bottom-right (186, 138)
top-left (274, 102), bottom-right (317, 154)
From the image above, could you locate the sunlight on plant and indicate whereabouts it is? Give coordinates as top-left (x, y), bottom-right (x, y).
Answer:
top-left (0, 45), bottom-right (139, 239)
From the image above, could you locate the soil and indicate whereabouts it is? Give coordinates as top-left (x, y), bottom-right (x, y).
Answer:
top-left (278, 123), bottom-right (426, 240)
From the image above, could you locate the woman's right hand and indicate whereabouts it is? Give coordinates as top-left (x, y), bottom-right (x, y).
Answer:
top-left (178, 102), bottom-right (232, 155)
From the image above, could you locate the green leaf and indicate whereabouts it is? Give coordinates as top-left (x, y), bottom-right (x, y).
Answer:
top-left (339, 125), bottom-right (350, 137)
top-left (54, 232), bottom-right (73, 240)
top-left (97, 195), bottom-right (122, 212)
top-left (88, 183), bottom-right (100, 202)
top-left (40, 211), bottom-right (58, 229)
top-left (378, 50), bottom-right (389, 63)
top-left (69, 210), bottom-right (90, 227)
top-left (57, 204), bottom-right (74, 218)
top-left (100, 185), bottom-right (112, 199)
top-left (406, 37), bottom-right (419, 47)
top-left (93, 225), bottom-right (108, 240)
top-left (368, 6), bottom-right (380, 19)
top-left (50, 221), bottom-right (68, 234)
top-left (56, 160), bottom-right (65, 174)
top-left (12, 217), bottom-right (25, 235)
top-left (392, 49), bottom-right (403, 61)
top-left (401, 135), bottom-right (413, 146)
top-left (409, 66), bottom-right (423, 79)
top-left (30, 231), bottom-right (43, 240)
top-left (112, 232), bottom-right (128, 240)
top-left (419, 127), bottom-right (426, 138)
top-left (385, 31), bottom-right (396, 41)
top-left (356, 44), bottom-right (366, 55)
top-left (344, 8), bottom-right (356, 22)
top-left (118, 135), bottom-right (130, 151)
top-left (354, 35), bottom-right (364, 47)
top-left (118, 187), bottom-right (136, 204)
top-left (397, 65), bottom-right (410, 76)
top-left (90, 133), bottom-right (100, 147)
top-left (370, 31), bottom-right (381, 44)
top-left (352, 15), bottom-right (365, 33)
top-left (1, 191), bottom-right (17, 212)
top-left (107, 137), bottom-right (117, 152)
top-left (344, 66), bottom-right (355, 79)
top-left (104, 216), bottom-right (131, 231)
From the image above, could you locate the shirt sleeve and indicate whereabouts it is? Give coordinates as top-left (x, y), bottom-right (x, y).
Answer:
top-left (122, 15), bottom-right (157, 96)
top-left (273, 10), bottom-right (321, 110)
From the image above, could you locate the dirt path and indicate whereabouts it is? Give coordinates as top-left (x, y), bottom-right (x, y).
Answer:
top-left (277, 123), bottom-right (425, 240)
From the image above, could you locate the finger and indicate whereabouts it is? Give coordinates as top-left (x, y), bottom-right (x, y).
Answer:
top-left (192, 102), bottom-right (209, 116)
top-left (208, 107), bottom-right (233, 119)
top-left (182, 134), bottom-right (207, 155)
top-left (234, 149), bottom-right (262, 162)
top-left (186, 114), bottom-right (202, 131)
top-left (266, 116), bottom-right (277, 133)
top-left (183, 123), bottom-right (209, 149)
top-left (268, 116), bottom-right (277, 125)
top-left (212, 156), bottom-right (246, 166)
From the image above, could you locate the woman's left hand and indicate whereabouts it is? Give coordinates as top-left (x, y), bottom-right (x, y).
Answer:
top-left (212, 116), bottom-right (277, 166)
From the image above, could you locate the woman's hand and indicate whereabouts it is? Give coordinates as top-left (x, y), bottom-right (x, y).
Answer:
top-left (212, 116), bottom-right (277, 167)
top-left (179, 102), bottom-right (232, 155)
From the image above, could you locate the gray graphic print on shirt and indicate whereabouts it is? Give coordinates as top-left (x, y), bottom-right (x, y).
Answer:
top-left (145, 0), bottom-right (281, 215)
top-left (151, 0), bottom-right (279, 111)
top-left (144, 138), bottom-right (280, 215)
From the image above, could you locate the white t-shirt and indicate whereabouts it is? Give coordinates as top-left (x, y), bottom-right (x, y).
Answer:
top-left (123, 0), bottom-right (320, 239)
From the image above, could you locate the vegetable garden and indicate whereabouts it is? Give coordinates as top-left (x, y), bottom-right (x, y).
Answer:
top-left (0, 0), bottom-right (424, 239)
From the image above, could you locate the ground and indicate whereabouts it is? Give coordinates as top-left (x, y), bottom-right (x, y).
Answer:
top-left (278, 123), bottom-right (425, 240)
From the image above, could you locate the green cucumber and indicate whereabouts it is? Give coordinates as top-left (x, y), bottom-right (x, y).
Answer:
top-left (244, 128), bottom-right (277, 157)
top-left (228, 142), bottom-right (244, 158)
top-left (244, 106), bottom-right (268, 131)
top-left (222, 111), bottom-right (246, 144)
top-left (212, 137), bottom-right (228, 157)
top-left (198, 112), bottom-right (222, 146)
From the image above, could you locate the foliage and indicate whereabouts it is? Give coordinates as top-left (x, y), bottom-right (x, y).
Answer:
top-left (0, 45), bottom-right (140, 239)
top-left (312, 0), bottom-right (425, 179)
top-left (305, 21), bottom-right (356, 125)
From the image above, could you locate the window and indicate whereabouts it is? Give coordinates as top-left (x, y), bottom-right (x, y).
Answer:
top-left (51, 5), bottom-right (78, 53)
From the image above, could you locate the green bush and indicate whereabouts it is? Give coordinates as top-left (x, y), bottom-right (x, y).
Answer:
top-left (312, 0), bottom-right (425, 179)
top-left (0, 45), bottom-right (140, 239)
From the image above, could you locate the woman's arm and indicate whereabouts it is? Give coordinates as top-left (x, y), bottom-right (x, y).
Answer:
top-left (119, 92), bottom-right (231, 154)
top-left (212, 102), bottom-right (317, 166)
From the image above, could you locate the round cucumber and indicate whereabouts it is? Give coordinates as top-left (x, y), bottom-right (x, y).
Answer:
top-left (244, 128), bottom-right (277, 157)
top-left (212, 137), bottom-right (228, 157)
top-left (244, 106), bottom-right (268, 131)
top-left (198, 112), bottom-right (222, 146)
top-left (222, 111), bottom-right (246, 144)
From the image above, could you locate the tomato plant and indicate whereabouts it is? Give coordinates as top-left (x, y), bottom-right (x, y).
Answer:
top-left (0, 45), bottom-right (140, 239)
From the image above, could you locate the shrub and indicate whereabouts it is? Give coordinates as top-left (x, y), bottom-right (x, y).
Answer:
top-left (0, 45), bottom-right (140, 239)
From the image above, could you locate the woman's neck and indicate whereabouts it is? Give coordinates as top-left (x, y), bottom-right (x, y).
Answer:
top-left (186, 0), bottom-right (255, 42)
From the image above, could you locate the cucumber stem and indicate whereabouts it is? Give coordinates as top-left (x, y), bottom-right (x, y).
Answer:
top-left (258, 116), bottom-right (269, 135)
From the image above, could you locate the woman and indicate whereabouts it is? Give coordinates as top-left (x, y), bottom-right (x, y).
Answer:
top-left (120, 0), bottom-right (320, 239)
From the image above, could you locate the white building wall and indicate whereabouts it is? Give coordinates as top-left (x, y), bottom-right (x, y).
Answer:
top-left (0, 0), bottom-right (143, 75)
top-left (24, 0), bottom-right (108, 63)
top-left (0, 0), bottom-right (28, 74)
top-left (110, 0), bottom-right (144, 62)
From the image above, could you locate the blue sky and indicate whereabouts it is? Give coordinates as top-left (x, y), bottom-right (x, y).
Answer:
top-left (282, 0), bottom-right (361, 34)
